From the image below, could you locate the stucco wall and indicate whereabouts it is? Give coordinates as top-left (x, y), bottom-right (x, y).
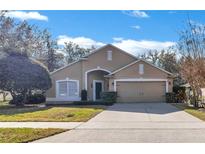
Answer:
top-left (81, 45), bottom-right (137, 89)
top-left (46, 61), bottom-right (83, 98)
top-left (114, 61), bottom-right (168, 79)
top-left (108, 61), bottom-right (173, 92)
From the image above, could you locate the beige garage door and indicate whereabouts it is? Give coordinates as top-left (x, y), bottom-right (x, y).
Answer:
top-left (117, 81), bottom-right (166, 103)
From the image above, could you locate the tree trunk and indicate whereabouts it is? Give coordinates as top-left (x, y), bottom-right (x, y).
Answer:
top-left (21, 89), bottom-right (28, 106)
top-left (192, 89), bottom-right (198, 107)
top-left (2, 92), bottom-right (6, 102)
top-left (10, 91), bottom-right (16, 105)
top-left (2, 92), bottom-right (8, 102)
top-left (10, 91), bottom-right (24, 106)
top-left (28, 89), bottom-right (32, 96)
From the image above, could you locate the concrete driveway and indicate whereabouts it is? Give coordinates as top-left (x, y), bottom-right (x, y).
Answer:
top-left (34, 103), bottom-right (205, 143)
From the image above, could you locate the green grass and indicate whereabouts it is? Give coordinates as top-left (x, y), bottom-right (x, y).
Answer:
top-left (0, 128), bottom-right (67, 143)
top-left (0, 106), bottom-right (104, 122)
top-left (0, 101), bottom-right (10, 108)
top-left (172, 103), bottom-right (205, 121)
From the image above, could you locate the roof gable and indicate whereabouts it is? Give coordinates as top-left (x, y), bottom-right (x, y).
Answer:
top-left (83, 44), bottom-right (138, 59)
top-left (51, 44), bottom-right (137, 75)
top-left (50, 59), bottom-right (81, 75)
top-left (109, 59), bottom-right (173, 76)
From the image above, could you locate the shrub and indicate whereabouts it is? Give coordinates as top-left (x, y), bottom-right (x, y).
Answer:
top-left (26, 94), bottom-right (46, 104)
top-left (166, 92), bottom-right (176, 103)
top-left (0, 52), bottom-right (51, 106)
top-left (173, 86), bottom-right (185, 94)
top-left (81, 89), bottom-right (87, 101)
top-left (9, 95), bottom-right (24, 105)
top-left (173, 86), bottom-right (186, 103)
top-left (9, 93), bottom-right (46, 105)
top-left (175, 90), bottom-right (186, 103)
top-left (73, 101), bottom-right (113, 106)
top-left (101, 91), bottom-right (117, 103)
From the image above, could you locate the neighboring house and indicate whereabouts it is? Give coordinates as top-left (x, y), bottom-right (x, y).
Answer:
top-left (46, 44), bottom-right (173, 103)
top-left (180, 83), bottom-right (205, 103)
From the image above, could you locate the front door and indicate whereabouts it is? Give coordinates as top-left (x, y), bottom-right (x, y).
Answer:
top-left (95, 81), bottom-right (103, 100)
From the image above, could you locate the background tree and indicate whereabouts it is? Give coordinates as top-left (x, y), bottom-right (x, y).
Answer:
top-left (0, 16), bottom-right (43, 57)
top-left (158, 49), bottom-right (179, 74)
top-left (138, 48), bottom-right (182, 87)
top-left (41, 30), bottom-right (61, 72)
top-left (0, 14), bottom-right (64, 72)
top-left (63, 42), bottom-right (94, 64)
top-left (138, 48), bottom-right (179, 74)
top-left (178, 20), bottom-right (205, 107)
top-left (138, 49), bottom-right (160, 66)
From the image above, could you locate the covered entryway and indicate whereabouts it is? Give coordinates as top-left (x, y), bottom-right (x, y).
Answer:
top-left (116, 81), bottom-right (166, 103)
top-left (85, 68), bottom-right (111, 101)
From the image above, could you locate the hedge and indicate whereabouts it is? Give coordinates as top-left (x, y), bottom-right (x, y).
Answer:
top-left (73, 101), bottom-right (113, 106)
top-left (165, 92), bottom-right (176, 103)
top-left (101, 91), bottom-right (117, 103)
top-left (26, 94), bottom-right (46, 104)
top-left (9, 93), bottom-right (45, 105)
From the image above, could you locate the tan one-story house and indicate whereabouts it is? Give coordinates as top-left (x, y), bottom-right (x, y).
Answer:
top-left (46, 44), bottom-right (173, 103)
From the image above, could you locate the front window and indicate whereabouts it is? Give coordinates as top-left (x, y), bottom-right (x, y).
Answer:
top-left (68, 81), bottom-right (78, 96)
top-left (57, 80), bottom-right (79, 97)
top-left (58, 81), bottom-right (67, 96)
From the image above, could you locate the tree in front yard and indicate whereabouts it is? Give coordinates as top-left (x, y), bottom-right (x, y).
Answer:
top-left (178, 20), bottom-right (205, 107)
top-left (0, 51), bottom-right (52, 106)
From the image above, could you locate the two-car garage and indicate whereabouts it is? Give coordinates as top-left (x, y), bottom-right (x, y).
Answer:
top-left (115, 80), bottom-right (167, 103)
top-left (109, 60), bottom-right (172, 103)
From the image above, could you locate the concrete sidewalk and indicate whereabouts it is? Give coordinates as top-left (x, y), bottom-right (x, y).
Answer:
top-left (0, 122), bottom-right (83, 129)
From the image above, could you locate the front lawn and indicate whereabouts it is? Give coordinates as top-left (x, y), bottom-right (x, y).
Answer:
top-left (0, 106), bottom-right (104, 122)
top-left (0, 128), bottom-right (67, 143)
top-left (172, 103), bottom-right (205, 121)
top-left (0, 101), bottom-right (10, 108)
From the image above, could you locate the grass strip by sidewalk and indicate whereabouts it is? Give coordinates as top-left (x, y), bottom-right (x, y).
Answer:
top-left (172, 103), bottom-right (205, 121)
top-left (0, 128), bottom-right (67, 143)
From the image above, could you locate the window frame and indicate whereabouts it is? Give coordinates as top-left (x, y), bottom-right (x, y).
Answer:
top-left (107, 50), bottom-right (112, 61)
top-left (57, 81), bottom-right (68, 97)
top-left (139, 64), bottom-right (144, 75)
top-left (56, 79), bottom-right (79, 98)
